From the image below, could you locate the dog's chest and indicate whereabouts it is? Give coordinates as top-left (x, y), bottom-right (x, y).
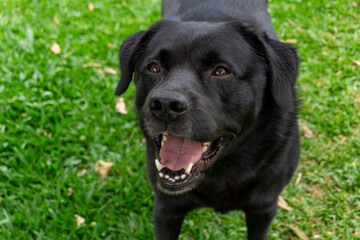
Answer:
top-left (196, 180), bottom-right (252, 212)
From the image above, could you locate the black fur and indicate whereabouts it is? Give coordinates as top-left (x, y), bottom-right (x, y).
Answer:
top-left (115, 1), bottom-right (299, 239)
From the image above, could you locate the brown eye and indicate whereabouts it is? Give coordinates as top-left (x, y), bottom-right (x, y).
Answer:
top-left (148, 63), bottom-right (161, 73)
top-left (212, 66), bottom-right (230, 76)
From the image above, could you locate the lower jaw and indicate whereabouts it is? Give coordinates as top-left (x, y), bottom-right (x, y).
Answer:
top-left (156, 173), bottom-right (201, 195)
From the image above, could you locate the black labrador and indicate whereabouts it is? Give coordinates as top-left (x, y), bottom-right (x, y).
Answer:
top-left (115, 0), bottom-right (300, 239)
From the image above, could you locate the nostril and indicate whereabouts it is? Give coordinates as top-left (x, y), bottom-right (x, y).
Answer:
top-left (169, 100), bottom-right (187, 113)
top-left (150, 98), bottom-right (162, 111)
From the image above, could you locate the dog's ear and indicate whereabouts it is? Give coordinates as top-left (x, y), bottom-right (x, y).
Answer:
top-left (114, 30), bottom-right (147, 95)
top-left (262, 36), bottom-right (299, 112)
top-left (115, 20), bottom-right (169, 95)
top-left (230, 22), bottom-right (299, 112)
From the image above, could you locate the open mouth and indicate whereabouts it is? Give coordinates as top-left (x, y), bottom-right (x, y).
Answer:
top-left (154, 132), bottom-right (224, 194)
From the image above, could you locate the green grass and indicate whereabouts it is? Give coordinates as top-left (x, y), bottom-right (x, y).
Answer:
top-left (0, 0), bottom-right (359, 239)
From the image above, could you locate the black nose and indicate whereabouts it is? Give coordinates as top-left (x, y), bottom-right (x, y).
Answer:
top-left (149, 92), bottom-right (188, 122)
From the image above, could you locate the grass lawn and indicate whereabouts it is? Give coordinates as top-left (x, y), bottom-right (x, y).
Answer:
top-left (0, 0), bottom-right (359, 239)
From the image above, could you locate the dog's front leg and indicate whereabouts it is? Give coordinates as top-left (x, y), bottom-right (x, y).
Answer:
top-left (245, 204), bottom-right (278, 240)
top-left (153, 198), bottom-right (187, 240)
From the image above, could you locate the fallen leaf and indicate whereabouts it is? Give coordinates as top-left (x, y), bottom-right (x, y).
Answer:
top-left (354, 229), bottom-right (360, 237)
top-left (51, 42), bottom-right (61, 55)
top-left (82, 60), bottom-right (102, 68)
top-left (355, 94), bottom-right (360, 103)
top-left (88, 2), bottom-right (94, 11)
top-left (77, 168), bottom-right (87, 176)
top-left (203, 229), bottom-right (210, 239)
top-left (349, 162), bottom-right (356, 167)
top-left (67, 187), bottom-right (72, 196)
top-left (95, 160), bottom-right (114, 178)
top-left (115, 97), bottom-right (128, 114)
top-left (107, 43), bottom-right (118, 49)
top-left (338, 135), bottom-right (346, 144)
top-left (288, 225), bottom-right (309, 240)
top-left (96, 69), bottom-right (104, 74)
top-left (0, 199), bottom-right (2, 204)
top-left (283, 39), bottom-right (298, 44)
top-left (353, 60), bottom-right (360, 67)
top-left (75, 214), bottom-right (85, 227)
top-left (301, 123), bottom-right (313, 139)
top-left (105, 67), bottom-right (117, 75)
top-left (53, 16), bottom-right (60, 25)
top-left (295, 172), bottom-right (302, 186)
top-left (278, 196), bottom-right (293, 211)
top-left (41, 129), bottom-right (53, 138)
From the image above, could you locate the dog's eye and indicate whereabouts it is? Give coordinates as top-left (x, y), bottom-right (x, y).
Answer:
top-left (212, 66), bottom-right (230, 77)
top-left (148, 63), bottom-right (161, 73)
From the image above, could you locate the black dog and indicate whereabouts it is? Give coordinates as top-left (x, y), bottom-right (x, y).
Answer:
top-left (115, 0), bottom-right (299, 239)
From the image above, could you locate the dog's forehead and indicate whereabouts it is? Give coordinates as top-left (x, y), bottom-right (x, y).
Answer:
top-left (144, 21), bottom-right (253, 64)
top-left (153, 21), bottom-right (224, 42)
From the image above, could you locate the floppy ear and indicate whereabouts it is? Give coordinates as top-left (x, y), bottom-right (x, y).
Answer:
top-left (263, 36), bottom-right (299, 112)
top-left (230, 22), bottom-right (299, 112)
top-left (114, 30), bottom-right (147, 95)
top-left (115, 20), bottom-right (169, 95)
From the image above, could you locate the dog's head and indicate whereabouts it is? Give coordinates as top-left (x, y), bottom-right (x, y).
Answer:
top-left (115, 20), bottom-right (298, 194)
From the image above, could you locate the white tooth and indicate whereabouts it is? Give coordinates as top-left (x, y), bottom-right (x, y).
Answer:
top-left (159, 172), bottom-right (164, 178)
top-left (155, 159), bottom-right (165, 171)
top-left (165, 175), bottom-right (169, 179)
top-left (170, 178), bottom-right (175, 182)
top-left (175, 176), bottom-right (180, 180)
top-left (185, 163), bottom-right (193, 174)
top-left (181, 174), bottom-right (186, 180)
top-left (203, 142), bottom-right (211, 146)
top-left (161, 133), bottom-right (168, 147)
top-left (202, 145), bottom-right (208, 153)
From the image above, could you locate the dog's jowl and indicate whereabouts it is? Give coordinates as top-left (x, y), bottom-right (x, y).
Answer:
top-left (115, 0), bottom-right (300, 239)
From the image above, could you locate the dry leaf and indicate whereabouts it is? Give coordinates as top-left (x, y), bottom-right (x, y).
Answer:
top-left (95, 160), bottom-right (114, 178)
top-left (353, 60), bottom-right (360, 67)
top-left (301, 123), bottom-right (313, 139)
top-left (283, 39), bottom-right (298, 44)
top-left (0, 198), bottom-right (2, 204)
top-left (107, 43), bottom-right (118, 49)
top-left (105, 67), bottom-right (117, 75)
top-left (295, 172), bottom-right (302, 186)
top-left (354, 229), bottom-right (360, 237)
top-left (77, 168), bottom-right (87, 176)
top-left (53, 16), bottom-right (60, 25)
top-left (82, 61), bottom-right (102, 68)
top-left (338, 135), bottom-right (346, 144)
top-left (96, 69), bottom-right (104, 74)
top-left (288, 225), bottom-right (309, 240)
top-left (88, 2), bottom-right (94, 11)
top-left (203, 229), bottom-right (210, 239)
top-left (75, 214), bottom-right (85, 227)
top-left (349, 162), bottom-right (356, 167)
top-left (67, 187), bottom-right (73, 196)
top-left (278, 196), bottom-right (293, 211)
top-left (115, 97), bottom-right (128, 114)
top-left (51, 42), bottom-right (61, 55)
top-left (355, 94), bottom-right (360, 103)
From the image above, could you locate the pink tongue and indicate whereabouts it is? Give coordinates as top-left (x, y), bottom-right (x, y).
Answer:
top-left (159, 134), bottom-right (202, 171)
